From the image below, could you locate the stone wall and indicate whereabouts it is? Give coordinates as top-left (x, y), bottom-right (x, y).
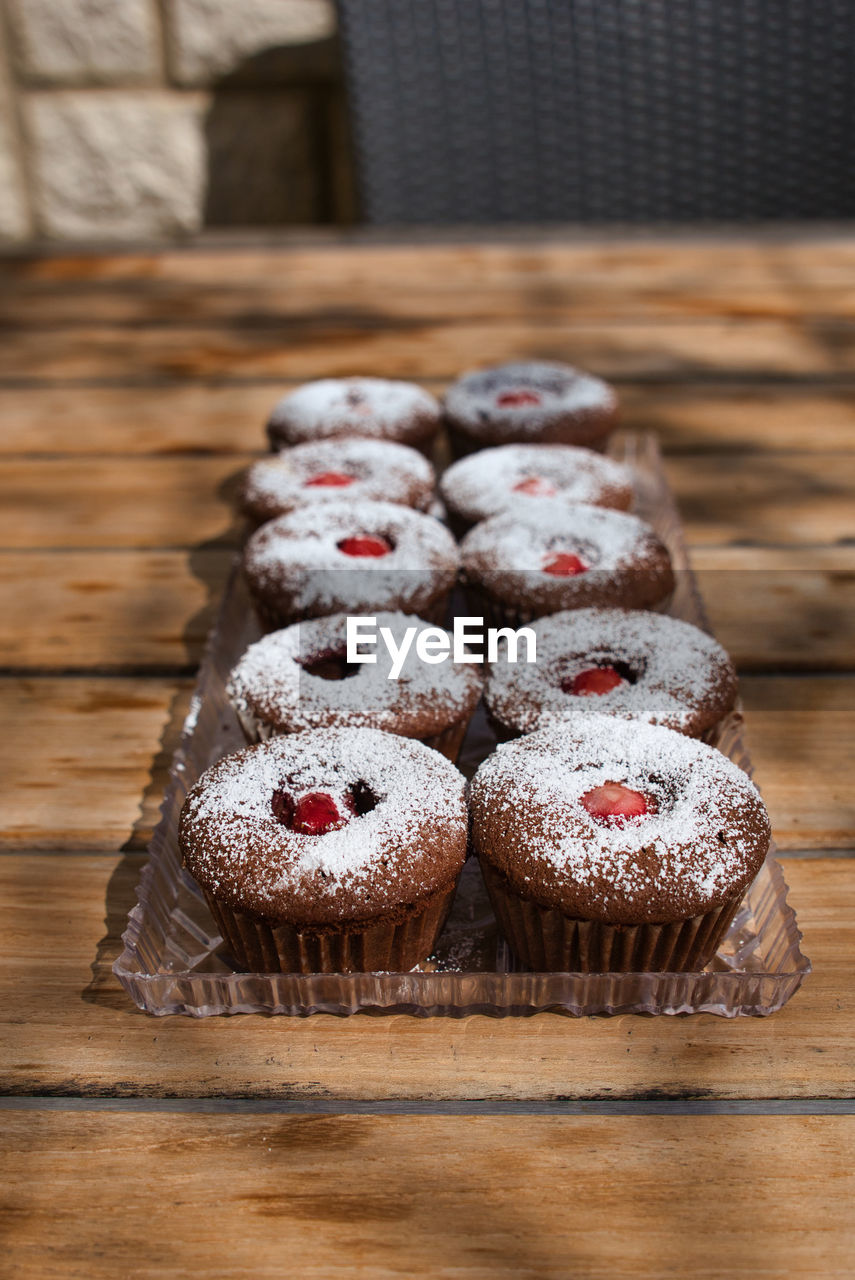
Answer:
top-left (0, 0), bottom-right (353, 242)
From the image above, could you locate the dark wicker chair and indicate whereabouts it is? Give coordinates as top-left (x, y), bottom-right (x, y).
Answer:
top-left (336, 0), bottom-right (855, 223)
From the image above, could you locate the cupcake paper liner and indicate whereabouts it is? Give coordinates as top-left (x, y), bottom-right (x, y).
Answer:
top-left (205, 878), bottom-right (459, 974)
top-left (463, 585), bottom-right (674, 633)
top-left (479, 859), bottom-right (742, 973)
top-left (233, 705), bottom-right (473, 764)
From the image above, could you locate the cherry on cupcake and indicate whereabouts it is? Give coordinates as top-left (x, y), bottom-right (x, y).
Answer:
top-left (512, 475), bottom-right (557, 497)
top-left (581, 783), bottom-right (656, 825)
top-left (272, 789), bottom-right (349, 835)
top-left (496, 389), bottom-right (542, 407)
top-left (304, 471), bottom-right (355, 488)
top-left (563, 666), bottom-right (626, 697)
top-left (543, 552), bottom-right (587, 576)
top-left (337, 534), bottom-right (392, 558)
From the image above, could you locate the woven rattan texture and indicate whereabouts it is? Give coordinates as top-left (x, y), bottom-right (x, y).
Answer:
top-left (336, 0), bottom-right (855, 223)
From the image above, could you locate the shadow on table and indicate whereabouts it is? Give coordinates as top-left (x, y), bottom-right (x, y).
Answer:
top-left (83, 468), bottom-right (251, 1010)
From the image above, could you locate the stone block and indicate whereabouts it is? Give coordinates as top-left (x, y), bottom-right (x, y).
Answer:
top-left (164, 0), bottom-right (335, 86)
top-left (7, 0), bottom-right (162, 85)
top-left (0, 120), bottom-right (30, 240)
top-left (0, 24), bottom-right (31, 239)
top-left (25, 92), bottom-right (206, 239)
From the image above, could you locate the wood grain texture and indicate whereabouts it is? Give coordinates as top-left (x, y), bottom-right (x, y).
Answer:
top-left (0, 549), bottom-right (230, 669)
top-left (691, 546), bottom-right (855, 670)
top-left (3, 452), bottom-right (855, 550)
top-left (0, 676), bottom-right (850, 852)
top-left (0, 855), bottom-right (844, 1100)
top-left (3, 546), bottom-right (852, 671)
top-left (5, 233), bottom-right (855, 286)
top-left (0, 677), bottom-right (191, 850)
top-left (3, 383), bottom-right (855, 457)
top-left (0, 457), bottom-right (250, 550)
top-left (667, 452), bottom-right (855, 546)
top-left (2, 1111), bottom-right (853, 1279)
top-left (741, 677), bottom-right (855, 850)
top-left (2, 317), bottom-right (853, 383)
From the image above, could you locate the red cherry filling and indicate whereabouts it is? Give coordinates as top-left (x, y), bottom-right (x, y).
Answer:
top-left (304, 471), bottom-right (355, 488)
top-left (272, 790), bottom-right (348, 835)
top-left (543, 552), bottom-right (587, 577)
top-left (563, 666), bottom-right (626, 697)
top-left (337, 535), bottom-right (392, 558)
top-left (581, 783), bottom-right (655, 825)
top-left (496, 389), bottom-right (542, 407)
top-left (512, 475), bottom-right (557, 498)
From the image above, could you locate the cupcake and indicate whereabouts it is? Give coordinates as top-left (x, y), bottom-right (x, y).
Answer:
top-left (239, 438), bottom-right (436, 525)
top-left (485, 608), bottom-right (737, 741)
top-left (460, 503), bottom-right (674, 627)
top-left (179, 726), bottom-right (468, 973)
top-left (227, 611), bottom-right (483, 762)
top-left (439, 443), bottom-right (633, 536)
top-left (470, 716), bottom-right (771, 972)
top-left (267, 377), bottom-right (441, 455)
top-left (243, 499), bottom-right (459, 629)
top-left (443, 361), bottom-right (618, 458)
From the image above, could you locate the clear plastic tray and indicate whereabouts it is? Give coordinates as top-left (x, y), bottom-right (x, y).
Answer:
top-left (114, 432), bottom-right (810, 1017)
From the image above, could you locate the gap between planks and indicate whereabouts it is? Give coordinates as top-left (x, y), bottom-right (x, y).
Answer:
top-left (1, 1096), bottom-right (854, 1116)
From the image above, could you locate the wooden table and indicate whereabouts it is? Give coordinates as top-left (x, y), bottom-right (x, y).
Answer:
top-left (1, 231), bottom-right (854, 1278)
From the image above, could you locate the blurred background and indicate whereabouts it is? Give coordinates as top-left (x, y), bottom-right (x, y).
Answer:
top-left (0, 0), bottom-right (853, 244)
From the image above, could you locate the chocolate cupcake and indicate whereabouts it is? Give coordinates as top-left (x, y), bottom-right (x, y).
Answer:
top-left (443, 361), bottom-right (618, 458)
top-left (439, 443), bottom-right (633, 536)
top-left (227, 611), bottom-right (483, 762)
top-left (179, 726), bottom-right (468, 973)
top-left (460, 503), bottom-right (674, 627)
top-left (267, 377), bottom-right (441, 454)
top-left (240, 438), bottom-right (436, 525)
top-left (243, 499), bottom-right (459, 629)
top-left (470, 716), bottom-right (771, 973)
top-left (486, 608), bottom-right (737, 740)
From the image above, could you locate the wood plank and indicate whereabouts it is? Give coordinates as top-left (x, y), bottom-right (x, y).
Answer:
top-left (0, 456), bottom-right (250, 550)
top-left (0, 549), bottom-right (231, 670)
top-left (3, 452), bottom-right (854, 550)
top-left (5, 234), bottom-right (855, 287)
top-left (1, 317), bottom-right (852, 383)
top-left (741, 677), bottom-right (855, 849)
top-left (3, 383), bottom-right (854, 457)
top-left (0, 855), bottom-right (847, 1100)
top-left (2, 1111), bottom-right (852, 1279)
top-left (0, 676), bottom-right (851, 852)
top-left (669, 452), bottom-right (855, 546)
top-left (0, 677), bottom-right (191, 851)
top-left (692, 546), bottom-right (855, 670)
top-left (4, 261), bottom-right (855, 327)
top-left (2, 547), bottom-right (851, 671)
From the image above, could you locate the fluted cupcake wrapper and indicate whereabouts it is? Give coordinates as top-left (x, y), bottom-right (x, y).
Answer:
top-left (251, 590), bottom-right (452, 634)
top-left (446, 424), bottom-right (612, 461)
top-left (420, 712), bottom-right (472, 762)
top-left (464, 587), bottom-right (675, 634)
top-left (479, 859), bottom-right (742, 974)
top-left (233, 706), bottom-right (472, 764)
top-left (205, 879), bottom-right (458, 974)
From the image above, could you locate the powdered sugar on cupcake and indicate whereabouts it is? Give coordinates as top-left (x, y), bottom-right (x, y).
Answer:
top-left (228, 611), bottom-right (482, 739)
top-left (180, 727), bottom-right (467, 913)
top-left (440, 443), bottom-right (633, 527)
top-left (241, 438), bottom-right (435, 523)
top-left (471, 715), bottom-right (770, 922)
top-left (486, 608), bottom-right (737, 737)
top-left (243, 499), bottom-right (459, 622)
top-left (444, 361), bottom-right (617, 442)
top-left (267, 377), bottom-right (440, 448)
